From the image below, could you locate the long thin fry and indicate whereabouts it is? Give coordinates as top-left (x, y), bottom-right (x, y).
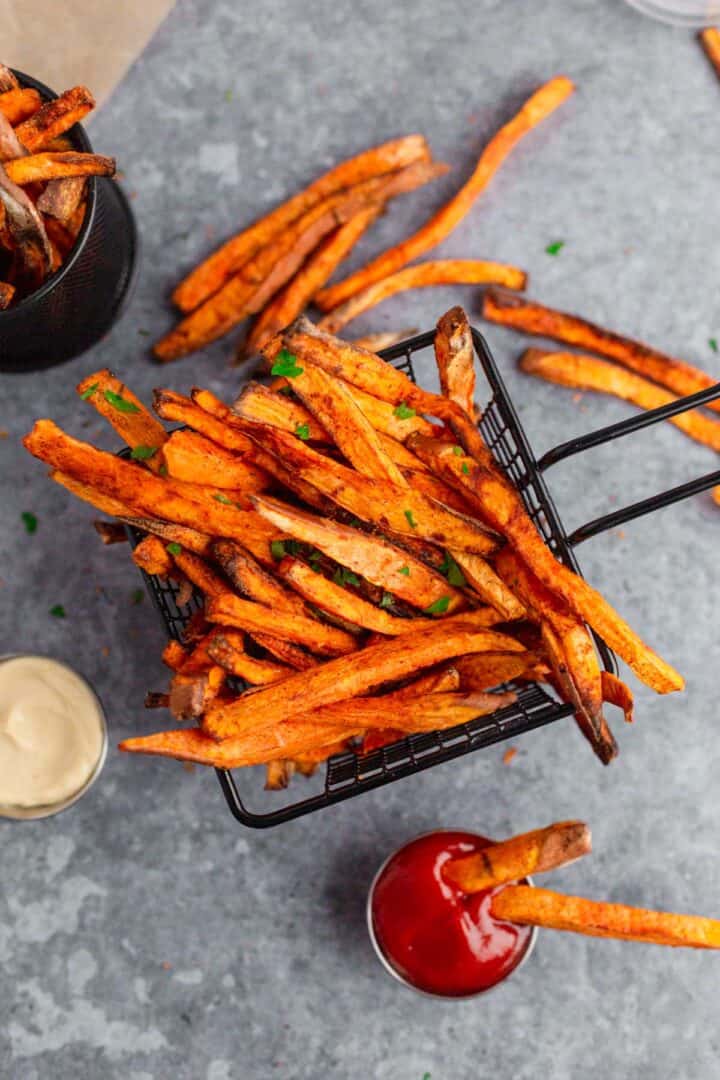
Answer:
top-left (212, 540), bottom-right (309, 616)
top-left (453, 651), bottom-right (549, 690)
top-left (162, 429), bottom-right (270, 491)
top-left (202, 621), bottom-right (524, 739)
top-left (16, 86), bottom-right (95, 152)
top-left (172, 134), bottom-right (431, 312)
top-left (408, 435), bottom-right (684, 695)
top-left (315, 76), bottom-right (573, 309)
top-left (444, 821), bottom-right (591, 892)
top-left (206, 629), bottom-right (291, 685)
top-left (4, 151), bottom-right (114, 185)
top-left (244, 204), bottom-right (382, 356)
top-left (520, 348), bottom-right (720, 453)
top-left (206, 592), bottom-right (357, 657)
top-left (318, 259), bottom-right (526, 334)
top-left (77, 369), bottom-right (168, 467)
top-left (491, 885), bottom-right (720, 949)
top-left (484, 289), bottom-right (720, 415)
top-left (435, 305), bottom-right (477, 419)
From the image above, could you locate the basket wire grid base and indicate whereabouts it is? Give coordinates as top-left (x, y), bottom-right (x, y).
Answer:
top-left (131, 328), bottom-right (720, 827)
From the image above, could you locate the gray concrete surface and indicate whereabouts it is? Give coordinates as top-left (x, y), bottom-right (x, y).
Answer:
top-left (2, 0), bottom-right (719, 1076)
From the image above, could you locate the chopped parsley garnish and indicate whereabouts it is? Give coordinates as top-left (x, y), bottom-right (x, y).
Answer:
top-left (159, 464), bottom-right (169, 477)
top-left (545, 240), bottom-right (564, 256)
top-left (130, 444), bottom-right (157, 461)
top-left (379, 592), bottom-right (394, 609)
top-left (137, 329), bottom-right (151, 337)
top-left (286, 540), bottom-right (302, 555)
top-left (49, 604), bottom-right (66, 618)
top-left (424, 595), bottom-right (450, 615)
top-left (131, 588), bottom-right (145, 605)
top-left (166, 542), bottom-right (182, 555)
top-left (439, 552), bottom-right (466, 587)
top-left (271, 540), bottom-right (287, 561)
top-left (333, 568), bottom-right (360, 588)
top-left (452, 445), bottom-right (463, 456)
top-left (393, 401), bottom-right (416, 420)
top-left (213, 493), bottom-right (234, 505)
top-left (295, 422), bottom-right (310, 440)
top-left (398, 565), bottom-right (410, 576)
top-left (224, 89), bottom-right (233, 102)
top-left (270, 349), bottom-right (304, 378)
top-left (404, 509), bottom-right (417, 529)
top-left (103, 389), bottom-right (140, 414)
top-left (21, 511), bottom-right (37, 534)
top-left (461, 461), bottom-right (470, 475)
top-left (80, 382), bottom-right (99, 400)
top-left (710, 338), bottom-right (718, 353)
top-left (348, 516), bottom-right (365, 529)
top-left (308, 551), bottom-right (323, 572)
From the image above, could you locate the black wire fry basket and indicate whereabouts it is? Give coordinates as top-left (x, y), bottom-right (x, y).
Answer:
top-left (128, 328), bottom-right (720, 828)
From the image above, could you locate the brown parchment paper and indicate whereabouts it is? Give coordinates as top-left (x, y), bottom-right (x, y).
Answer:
top-left (0, 0), bottom-right (175, 107)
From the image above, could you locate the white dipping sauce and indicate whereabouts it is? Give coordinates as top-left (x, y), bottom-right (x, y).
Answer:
top-left (0, 656), bottom-right (105, 810)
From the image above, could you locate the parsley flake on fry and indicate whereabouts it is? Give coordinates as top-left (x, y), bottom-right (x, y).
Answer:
top-left (166, 542), bottom-right (182, 555)
top-left (404, 509), bottom-right (417, 529)
top-left (393, 401), bottom-right (416, 419)
top-left (80, 382), bottom-right (99, 401)
top-left (270, 349), bottom-right (304, 378)
top-left (295, 422), bottom-right (311, 440)
top-left (103, 389), bottom-right (140, 414)
top-left (130, 445), bottom-right (157, 461)
top-left (424, 595), bottom-right (450, 615)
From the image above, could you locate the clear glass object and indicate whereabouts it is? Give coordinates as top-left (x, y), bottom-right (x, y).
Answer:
top-left (625, 0), bottom-right (720, 25)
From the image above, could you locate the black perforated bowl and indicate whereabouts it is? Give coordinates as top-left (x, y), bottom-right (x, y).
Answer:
top-left (0, 70), bottom-right (138, 373)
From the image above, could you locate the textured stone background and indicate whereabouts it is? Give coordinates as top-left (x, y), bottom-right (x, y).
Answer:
top-left (1, 0), bottom-right (719, 1077)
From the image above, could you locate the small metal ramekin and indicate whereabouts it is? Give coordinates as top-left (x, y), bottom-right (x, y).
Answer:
top-left (366, 830), bottom-right (538, 999)
top-left (0, 654), bottom-right (108, 820)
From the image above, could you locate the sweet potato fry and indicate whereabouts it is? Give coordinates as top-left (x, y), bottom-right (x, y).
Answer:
top-left (172, 133), bottom-right (431, 312)
top-left (315, 77), bottom-right (573, 310)
top-left (23, 421), bottom-right (281, 563)
top-left (155, 160), bottom-right (446, 361)
top-left (408, 435), bottom-right (684, 695)
top-left (700, 27), bottom-right (720, 80)
top-left (0, 163), bottom-right (52, 285)
top-left (206, 629), bottom-right (291, 684)
top-left (601, 671), bottom-right (634, 724)
top-left (202, 621), bottom-right (524, 739)
top-left (496, 547), bottom-right (617, 763)
top-left (51, 469), bottom-right (136, 519)
top-left (0, 280), bottom-right (14, 309)
top-left (169, 664), bottom-right (226, 721)
top-left (234, 383), bottom-right (329, 441)
top-left (77, 369), bottom-right (168, 467)
top-left (5, 151), bottom-right (115, 186)
top-left (484, 289), bottom-right (720, 415)
top-left (206, 592), bottom-right (357, 657)
top-left (435, 305), bottom-right (477, 419)
top-left (264, 760), bottom-right (294, 790)
top-left (132, 534), bottom-right (174, 577)
top-left (289, 361), bottom-right (407, 485)
top-left (352, 329), bottom-right (418, 352)
top-left (318, 260), bottom-right (527, 334)
top-left (453, 651), bottom-right (549, 690)
top-left (251, 494), bottom-right (463, 611)
top-left (212, 540), bottom-right (309, 616)
top-left (161, 429), bottom-right (270, 492)
top-left (152, 389), bottom-right (255, 457)
top-left (36, 176), bottom-right (86, 222)
top-left (168, 547), bottom-right (228, 600)
top-left (239, 422), bottom-right (497, 554)
top-left (520, 348), bottom-right (720, 453)
top-left (244, 204), bottom-right (382, 356)
top-left (117, 516), bottom-right (213, 556)
top-left (452, 551), bottom-right (526, 620)
top-left (308, 688), bottom-right (517, 734)
top-left (0, 87), bottom-right (41, 124)
top-left (490, 885), bottom-right (720, 948)
top-left (16, 86), bottom-right (95, 152)
top-left (0, 65), bottom-right (18, 93)
top-left (251, 633), bottom-right (318, 670)
top-left (278, 556), bottom-right (497, 634)
top-left (162, 640), bottom-right (188, 671)
top-left (444, 821), bottom-right (591, 892)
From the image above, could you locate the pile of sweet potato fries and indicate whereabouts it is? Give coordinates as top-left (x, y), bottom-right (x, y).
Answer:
top-left (445, 820), bottom-right (720, 950)
top-left (23, 308), bottom-right (684, 788)
top-left (154, 75), bottom-right (574, 363)
top-left (0, 65), bottom-right (114, 305)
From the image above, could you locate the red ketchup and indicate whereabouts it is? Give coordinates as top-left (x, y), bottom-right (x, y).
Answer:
top-left (369, 831), bottom-right (533, 997)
